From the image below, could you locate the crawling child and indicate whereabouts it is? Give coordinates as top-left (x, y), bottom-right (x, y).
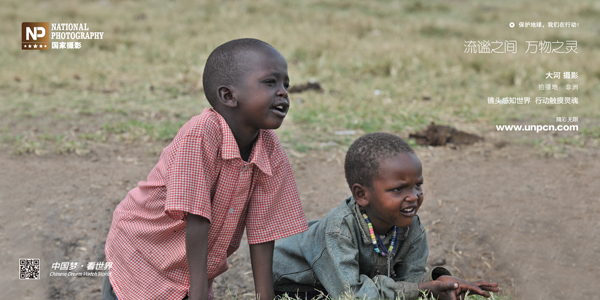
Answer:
top-left (273, 133), bottom-right (498, 300)
top-left (103, 38), bottom-right (308, 300)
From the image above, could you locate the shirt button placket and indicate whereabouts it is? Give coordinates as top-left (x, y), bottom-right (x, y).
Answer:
top-left (238, 165), bottom-right (249, 196)
top-left (230, 164), bottom-right (251, 222)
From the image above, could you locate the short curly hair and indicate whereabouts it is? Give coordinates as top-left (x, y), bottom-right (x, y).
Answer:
top-left (344, 132), bottom-right (415, 189)
top-left (202, 38), bottom-right (274, 106)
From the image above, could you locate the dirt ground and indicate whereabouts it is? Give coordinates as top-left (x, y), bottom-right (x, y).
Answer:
top-left (1, 139), bottom-right (599, 300)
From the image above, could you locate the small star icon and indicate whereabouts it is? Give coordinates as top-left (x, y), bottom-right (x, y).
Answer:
top-left (29, 44), bottom-right (32, 48)
top-left (34, 44), bottom-right (38, 48)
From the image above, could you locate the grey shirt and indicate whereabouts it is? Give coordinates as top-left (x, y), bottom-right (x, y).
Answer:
top-left (273, 197), bottom-right (450, 300)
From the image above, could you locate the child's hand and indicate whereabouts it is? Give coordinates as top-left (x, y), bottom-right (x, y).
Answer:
top-left (418, 281), bottom-right (459, 300)
top-left (436, 276), bottom-right (499, 299)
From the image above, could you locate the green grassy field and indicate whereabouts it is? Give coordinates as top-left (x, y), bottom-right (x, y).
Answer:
top-left (1, 0), bottom-right (599, 156)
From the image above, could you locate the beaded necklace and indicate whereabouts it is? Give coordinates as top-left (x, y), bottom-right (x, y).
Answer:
top-left (361, 212), bottom-right (399, 257)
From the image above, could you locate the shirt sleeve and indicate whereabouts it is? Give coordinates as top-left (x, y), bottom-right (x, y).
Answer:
top-left (164, 129), bottom-right (221, 222)
top-left (245, 149), bottom-right (308, 244)
top-left (313, 220), bottom-right (424, 300)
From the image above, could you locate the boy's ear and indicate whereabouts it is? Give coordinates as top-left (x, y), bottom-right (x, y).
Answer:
top-left (217, 86), bottom-right (237, 108)
top-left (352, 183), bottom-right (370, 208)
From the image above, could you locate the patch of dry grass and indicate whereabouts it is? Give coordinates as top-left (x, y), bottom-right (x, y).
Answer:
top-left (1, 0), bottom-right (598, 155)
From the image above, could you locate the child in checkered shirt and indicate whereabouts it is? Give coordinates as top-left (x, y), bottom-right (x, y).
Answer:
top-left (103, 38), bottom-right (307, 300)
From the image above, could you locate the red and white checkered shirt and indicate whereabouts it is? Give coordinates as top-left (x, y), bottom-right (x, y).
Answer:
top-left (105, 108), bottom-right (308, 300)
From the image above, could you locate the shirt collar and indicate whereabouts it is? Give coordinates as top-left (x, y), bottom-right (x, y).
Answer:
top-left (247, 131), bottom-right (273, 176)
top-left (212, 108), bottom-right (273, 176)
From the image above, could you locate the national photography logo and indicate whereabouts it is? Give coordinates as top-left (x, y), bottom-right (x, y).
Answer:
top-left (22, 22), bottom-right (49, 50)
top-left (21, 22), bottom-right (104, 50)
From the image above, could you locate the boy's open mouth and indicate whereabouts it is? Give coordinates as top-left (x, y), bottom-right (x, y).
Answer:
top-left (270, 102), bottom-right (289, 117)
top-left (400, 206), bottom-right (416, 216)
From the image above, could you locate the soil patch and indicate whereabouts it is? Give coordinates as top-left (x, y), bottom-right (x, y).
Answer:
top-left (409, 123), bottom-right (483, 146)
top-left (287, 81), bottom-right (323, 94)
top-left (1, 142), bottom-right (598, 300)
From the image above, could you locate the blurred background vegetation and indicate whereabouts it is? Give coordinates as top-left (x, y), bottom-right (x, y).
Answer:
top-left (1, 0), bottom-right (599, 156)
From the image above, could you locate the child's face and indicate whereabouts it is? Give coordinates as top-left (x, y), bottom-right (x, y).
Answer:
top-left (362, 153), bottom-right (424, 234)
top-left (231, 47), bottom-right (290, 132)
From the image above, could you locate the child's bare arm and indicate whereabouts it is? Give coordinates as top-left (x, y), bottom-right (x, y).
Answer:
top-left (249, 241), bottom-right (275, 300)
top-left (186, 213), bottom-right (210, 300)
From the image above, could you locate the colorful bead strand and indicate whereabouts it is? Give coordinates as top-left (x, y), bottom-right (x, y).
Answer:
top-left (362, 213), bottom-right (400, 257)
top-left (362, 213), bottom-right (380, 253)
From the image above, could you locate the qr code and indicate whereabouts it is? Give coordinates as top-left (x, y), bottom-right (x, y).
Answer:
top-left (19, 258), bottom-right (40, 280)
